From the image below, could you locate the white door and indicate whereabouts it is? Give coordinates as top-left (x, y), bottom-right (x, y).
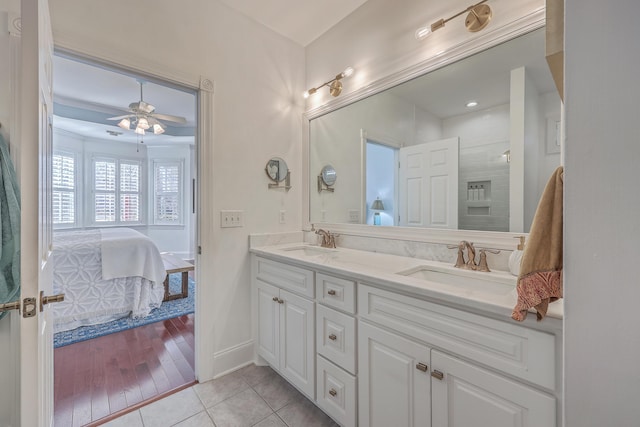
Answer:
top-left (399, 137), bottom-right (459, 228)
top-left (358, 321), bottom-right (431, 427)
top-left (431, 350), bottom-right (556, 427)
top-left (279, 289), bottom-right (315, 399)
top-left (19, 0), bottom-right (57, 426)
top-left (256, 280), bottom-right (280, 367)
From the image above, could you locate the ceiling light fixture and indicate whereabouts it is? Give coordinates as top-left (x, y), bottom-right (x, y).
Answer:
top-left (304, 66), bottom-right (355, 99)
top-left (466, 100), bottom-right (478, 107)
top-left (416, 0), bottom-right (492, 41)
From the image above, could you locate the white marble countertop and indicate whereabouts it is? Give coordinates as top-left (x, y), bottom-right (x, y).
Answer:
top-left (250, 242), bottom-right (563, 333)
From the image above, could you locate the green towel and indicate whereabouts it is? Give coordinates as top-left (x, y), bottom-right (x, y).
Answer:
top-left (0, 134), bottom-right (20, 320)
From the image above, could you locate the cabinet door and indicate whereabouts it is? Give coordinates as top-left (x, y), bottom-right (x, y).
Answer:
top-left (256, 280), bottom-right (280, 367)
top-left (279, 289), bottom-right (315, 399)
top-left (359, 321), bottom-right (431, 427)
top-left (431, 350), bottom-right (556, 427)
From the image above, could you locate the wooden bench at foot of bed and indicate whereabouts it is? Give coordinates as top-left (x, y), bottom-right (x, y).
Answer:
top-left (161, 252), bottom-right (194, 302)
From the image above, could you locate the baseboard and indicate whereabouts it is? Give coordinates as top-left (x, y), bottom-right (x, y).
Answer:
top-left (212, 339), bottom-right (254, 379)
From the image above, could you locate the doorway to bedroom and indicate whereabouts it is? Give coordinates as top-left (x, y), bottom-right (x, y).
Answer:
top-left (50, 52), bottom-right (199, 426)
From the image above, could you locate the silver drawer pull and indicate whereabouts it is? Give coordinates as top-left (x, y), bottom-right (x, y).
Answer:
top-left (329, 389), bottom-right (337, 397)
top-left (416, 362), bottom-right (428, 372)
top-left (327, 289), bottom-right (336, 296)
top-left (328, 334), bottom-right (337, 341)
top-left (431, 370), bottom-right (444, 380)
top-left (277, 298), bottom-right (284, 304)
top-left (272, 296), bottom-right (278, 302)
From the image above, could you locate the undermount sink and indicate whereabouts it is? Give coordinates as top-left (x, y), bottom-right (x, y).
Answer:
top-left (396, 265), bottom-right (515, 295)
top-left (280, 245), bottom-right (337, 256)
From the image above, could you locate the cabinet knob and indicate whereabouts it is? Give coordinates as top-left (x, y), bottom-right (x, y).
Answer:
top-left (327, 289), bottom-right (337, 296)
top-left (416, 362), bottom-right (428, 372)
top-left (431, 370), bottom-right (444, 380)
top-left (272, 296), bottom-right (278, 302)
top-left (328, 334), bottom-right (337, 341)
top-left (277, 298), bottom-right (284, 304)
top-left (329, 388), bottom-right (337, 397)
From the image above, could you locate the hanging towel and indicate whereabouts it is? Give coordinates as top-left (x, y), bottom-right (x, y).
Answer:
top-left (512, 166), bottom-right (563, 321)
top-left (0, 133), bottom-right (21, 320)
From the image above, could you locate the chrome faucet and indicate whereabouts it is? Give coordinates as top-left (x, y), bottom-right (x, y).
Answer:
top-left (315, 228), bottom-right (337, 248)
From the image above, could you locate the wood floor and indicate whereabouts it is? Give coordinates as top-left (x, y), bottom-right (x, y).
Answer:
top-left (53, 314), bottom-right (195, 427)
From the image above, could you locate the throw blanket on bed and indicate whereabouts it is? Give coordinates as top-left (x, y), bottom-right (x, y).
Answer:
top-left (52, 229), bottom-right (165, 332)
top-left (100, 228), bottom-right (167, 285)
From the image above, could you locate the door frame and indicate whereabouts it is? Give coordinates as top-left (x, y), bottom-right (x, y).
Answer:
top-left (49, 43), bottom-right (216, 382)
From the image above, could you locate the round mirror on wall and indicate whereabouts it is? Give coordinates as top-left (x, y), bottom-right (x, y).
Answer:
top-left (321, 165), bottom-right (337, 186)
top-left (265, 157), bottom-right (288, 182)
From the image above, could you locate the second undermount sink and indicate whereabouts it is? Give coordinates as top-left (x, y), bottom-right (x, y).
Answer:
top-left (396, 265), bottom-right (516, 295)
top-left (280, 245), bottom-right (337, 256)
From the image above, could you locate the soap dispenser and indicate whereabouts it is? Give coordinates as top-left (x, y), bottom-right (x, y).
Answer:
top-left (509, 236), bottom-right (526, 276)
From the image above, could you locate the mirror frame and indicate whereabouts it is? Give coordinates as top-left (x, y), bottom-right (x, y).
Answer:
top-left (302, 9), bottom-right (546, 250)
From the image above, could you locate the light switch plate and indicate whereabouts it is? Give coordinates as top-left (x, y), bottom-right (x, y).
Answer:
top-left (220, 210), bottom-right (243, 228)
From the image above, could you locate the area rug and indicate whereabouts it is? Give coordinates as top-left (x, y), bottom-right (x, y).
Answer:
top-left (53, 275), bottom-right (195, 348)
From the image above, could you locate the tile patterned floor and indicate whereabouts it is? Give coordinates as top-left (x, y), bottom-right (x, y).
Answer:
top-left (101, 364), bottom-right (338, 427)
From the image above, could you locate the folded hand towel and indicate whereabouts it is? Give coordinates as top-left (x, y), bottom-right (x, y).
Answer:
top-left (512, 166), bottom-right (563, 321)
top-left (0, 134), bottom-right (21, 320)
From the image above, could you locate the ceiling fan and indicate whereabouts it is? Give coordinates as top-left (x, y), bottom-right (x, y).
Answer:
top-left (107, 81), bottom-right (187, 135)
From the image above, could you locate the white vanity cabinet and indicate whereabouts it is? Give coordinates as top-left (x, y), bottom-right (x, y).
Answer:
top-left (254, 257), bottom-right (315, 399)
top-left (358, 284), bottom-right (557, 427)
top-left (251, 252), bottom-right (561, 427)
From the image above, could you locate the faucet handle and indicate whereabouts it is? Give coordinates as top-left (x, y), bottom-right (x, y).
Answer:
top-left (477, 248), bottom-right (501, 272)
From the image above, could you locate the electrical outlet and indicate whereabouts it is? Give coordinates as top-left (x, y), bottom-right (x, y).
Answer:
top-left (220, 210), bottom-right (244, 228)
top-left (348, 209), bottom-right (360, 223)
top-left (279, 210), bottom-right (286, 224)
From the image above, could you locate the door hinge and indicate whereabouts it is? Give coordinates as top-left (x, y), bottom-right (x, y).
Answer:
top-left (198, 246), bottom-right (202, 255)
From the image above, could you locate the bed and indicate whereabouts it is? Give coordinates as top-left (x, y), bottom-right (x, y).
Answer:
top-left (51, 227), bottom-right (167, 333)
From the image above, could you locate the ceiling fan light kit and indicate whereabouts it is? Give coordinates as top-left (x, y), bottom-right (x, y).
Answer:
top-left (108, 81), bottom-right (187, 137)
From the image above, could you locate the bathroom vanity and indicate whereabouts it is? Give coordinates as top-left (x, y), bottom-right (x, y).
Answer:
top-left (251, 242), bottom-right (562, 427)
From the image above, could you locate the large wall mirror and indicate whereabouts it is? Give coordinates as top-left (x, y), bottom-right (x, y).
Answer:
top-left (308, 27), bottom-right (560, 234)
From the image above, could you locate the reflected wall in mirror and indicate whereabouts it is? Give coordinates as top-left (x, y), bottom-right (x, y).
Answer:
top-left (309, 28), bottom-right (561, 233)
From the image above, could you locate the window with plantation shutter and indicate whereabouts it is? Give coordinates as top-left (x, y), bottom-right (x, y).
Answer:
top-left (92, 157), bottom-right (142, 225)
top-left (53, 152), bottom-right (76, 225)
top-left (153, 161), bottom-right (182, 224)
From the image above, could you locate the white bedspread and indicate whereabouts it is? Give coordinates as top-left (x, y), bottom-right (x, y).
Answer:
top-left (52, 228), bottom-right (165, 333)
top-left (100, 228), bottom-right (167, 285)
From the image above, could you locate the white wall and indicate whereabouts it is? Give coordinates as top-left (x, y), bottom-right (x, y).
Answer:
top-left (564, 1), bottom-right (640, 425)
top-left (49, 0), bottom-right (305, 379)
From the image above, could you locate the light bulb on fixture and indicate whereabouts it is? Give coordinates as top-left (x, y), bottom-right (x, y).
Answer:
top-left (466, 100), bottom-right (478, 107)
top-left (134, 126), bottom-right (145, 135)
top-left (137, 117), bottom-right (150, 130)
top-left (117, 118), bottom-right (131, 130)
top-left (415, 26), bottom-right (431, 40)
top-left (152, 123), bottom-right (165, 135)
top-left (303, 66), bottom-right (355, 99)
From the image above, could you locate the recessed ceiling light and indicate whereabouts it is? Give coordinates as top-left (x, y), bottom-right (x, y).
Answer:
top-left (466, 101), bottom-right (478, 108)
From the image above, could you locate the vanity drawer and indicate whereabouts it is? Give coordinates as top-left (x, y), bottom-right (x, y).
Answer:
top-left (254, 257), bottom-right (314, 298)
top-left (317, 304), bottom-right (357, 374)
top-left (317, 355), bottom-right (357, 427)
top-left (358, 284), bottom-right (556, 390)
top-left (316, 272), bottom-right (356, 314)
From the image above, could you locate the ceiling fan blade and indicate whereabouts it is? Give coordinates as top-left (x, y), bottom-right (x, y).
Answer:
top-left (107, 114), bottom-right (135, 120)
top-left (151, 113), bottom-right (187, 124)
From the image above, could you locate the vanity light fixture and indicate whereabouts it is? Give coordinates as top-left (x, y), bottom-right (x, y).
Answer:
top-left (416, 0), bottom-right (492, 41)
top-left (304, 67), bottom-right (355, 99)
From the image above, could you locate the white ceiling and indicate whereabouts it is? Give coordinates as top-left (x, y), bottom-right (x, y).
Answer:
top-left (216, 0), bottom-right (370, 46)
